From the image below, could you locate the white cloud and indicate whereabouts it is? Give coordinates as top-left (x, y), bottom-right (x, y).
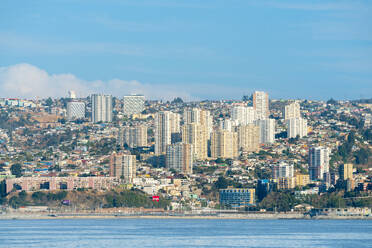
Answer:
top-left (0, 63), bottom-right (195, 101)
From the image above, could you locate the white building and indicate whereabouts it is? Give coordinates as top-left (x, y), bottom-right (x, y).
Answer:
top-left (286, 118), bottom-right (308, 138)
top-left (155, 111), bottom-right (180, 155)
top-left (309, 146), bottom-right (330, 181)
top-left (123, 95), bottom-right (145, 115)
top-left (91, 94), bottom-right (112, 123)
top-left (67, 101), bottom-right (85, 120)
top-left (231, 106), bottom-right (256, 125)
top-left (253, 91), bottom-right (269, 120)
top-left (272, 162), bottom-right (294, 179)
top-left (283, 102), bottom-right (301, 120)
top-left (255, 119), bottom-right (275, 144)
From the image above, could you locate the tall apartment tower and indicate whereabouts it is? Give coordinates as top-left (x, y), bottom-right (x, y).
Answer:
top-left (286, 118), bottom-right (308, 138)
top-left (253, 91), bottom-right (269, 120)
top-left (91, 94), bottom-right (112, 123)
top-left (110, 153), bottom-right (136, 183)
top-left (219, 118), bottom-right (234, 132)
top-left (231, 106), bottom-right (256, 125)
top-left (309, 146), bottom-right (330, 181)
top-left (181, 123), bottom-right (208, 160)
top-left (67, 101), bottom-right (85, 120)
top-left (211, 130), bottom-right (238, 159)
top-left (283, 102), bottom-right (301, 120)
top-left (183, 108), bottom-right (213, 136)
top-left (237, 124), bottom-right (260, 152)
top-left (123, 95), bottom-right (145, 116)
top-left (166, 143), bottom-right (193, 174)
top-left (155, 111), bottom-right (180, 155)
top-left (119, 125), bottom-right (148, 148)
top-left (255, 119), bottom-right (275, 144)
top-left (272, 162), bottom-right (294, 179)
top-left (339, 163), bottom-right (353, 181)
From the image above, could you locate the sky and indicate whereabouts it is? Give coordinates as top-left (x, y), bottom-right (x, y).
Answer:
top-left (0, 0), bottom-right (371, 101)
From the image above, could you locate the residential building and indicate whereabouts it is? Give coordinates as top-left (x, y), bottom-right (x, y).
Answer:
top-left (253, 91), bottom-right (269, 120)
top-left (66, 101), bottom-right (85, 120)
top-left (181, 123), bottom-right (208, 160)
top-left (91, 94), bottom-right (112, 123)
top-left (286, 118), bottom-right (308, 138)
top-left (236, 124), bottom-right (260, 152)
top-left (339, 163), bottom-right (353, 181)
top-left (119, 125), bottom-right (148, 148)
top-left (155, 111), bottom-right (179, 155)
top-left (231, 106), bottom-right (256, 125)
top-left (255, 119), bottom-right (275, 144)
top-left (166, 143), bottom-right (193, 174)
top-left (109, 153), bottom-right (136, 183)
top-left (309, 146), bottom-right (330, 181)
top-left (123, 94), bottom-right (145, 115)
top-left (219, 188), bottom-right (255, 208)
top-left (272, 163), bottom-right (294, 179)
top-left (211, 130), bottom-right (238, 159)
top-left (283, 102), bottom-right (301, 120)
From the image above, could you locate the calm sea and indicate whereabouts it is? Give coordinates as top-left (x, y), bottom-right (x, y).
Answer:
top-left (0, 218), bottom-right (371, 247)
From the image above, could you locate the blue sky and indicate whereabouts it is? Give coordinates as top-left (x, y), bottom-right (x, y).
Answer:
top-left (0, 0), bottom-right (371, 100)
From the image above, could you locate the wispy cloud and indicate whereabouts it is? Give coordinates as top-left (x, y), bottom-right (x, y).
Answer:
top-left (0, 63), bottom-right (196, 100)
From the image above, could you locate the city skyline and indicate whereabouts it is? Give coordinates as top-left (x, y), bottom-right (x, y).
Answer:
top-left (1, 1), bottom-right (371, 100)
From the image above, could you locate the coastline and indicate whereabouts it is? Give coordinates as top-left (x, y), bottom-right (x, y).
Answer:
top-left (1, 212), bottom-right (372, 220)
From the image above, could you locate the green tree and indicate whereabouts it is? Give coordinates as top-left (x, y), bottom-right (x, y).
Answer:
top-left (10, 163), bottom-right (23, 178)
top-left (214, 176), bottom-right (229, 189)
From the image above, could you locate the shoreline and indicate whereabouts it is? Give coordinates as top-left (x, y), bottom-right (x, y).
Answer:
top-left (1, 213), bottom-right (372, 220)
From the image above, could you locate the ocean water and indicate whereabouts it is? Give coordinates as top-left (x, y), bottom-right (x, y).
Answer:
top-left (0, 218), bottom-right (371, 248)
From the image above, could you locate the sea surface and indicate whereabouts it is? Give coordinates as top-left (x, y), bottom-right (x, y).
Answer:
top-left (0, 218), bottom-right (371, 247)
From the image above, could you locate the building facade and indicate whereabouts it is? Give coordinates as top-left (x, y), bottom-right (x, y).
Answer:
top-left (211, 130), bottom-right (238, 159)
top-left (155, 111), bottom-right (180, 155)
top-left (123, 95), bottom-right (145, 116)
top-left (91, 94), bottom-right (112, 123)
top-left (166, 143), bottom-right (193, 174)
top-left (309, 146), bottom-right (330, 181)
top-left (236, 124), bottom-right (260, 152)
top-left (255, 119), bottom-right (275, 144)
top-left (181, 123), bottom-right (208, 160)
top-left (286, 118), bottom-right (308, 138)
top-left (283, 102), bottom-right (301, 120)
top-left (67, 101), bottom-right (85, 120)
top-left (253, 91), bottom-right (269, 120)
top-left (110, 153), bottom-right (137, 183)
top-left (219, 188), bottom-right (255, 208)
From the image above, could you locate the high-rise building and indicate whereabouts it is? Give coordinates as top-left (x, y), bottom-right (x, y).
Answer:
top-left (123, 95), bottom-right (145, 116)
top-left (211, 130), bottom-right (238, 159)
top-left (219, 118), bottom-right (234, 132)
top-left (66, 101), bottom-right (85, 120)
top-left (183, 108), bottom-right (213, 136)
top-left (109, 153), bottom-right (136, 183)
top-left (182, 123), bottom-right (208, 160)
top-left (91, 94), bottom-right (112, 123)
top-left (309, 146), bottom-right (330, 181)
top-left (272, 162), bottom-right (294, 179)
top-left (286, 118), bottom-right (308, 138)
top-left (155, 111), bottom-right (180, 155)
top-left (339, 163), bottom-right (353, 181)
top-left (166, 143), bottom-right (193, 174)
top-left (231, 106), bottom-right (256, 125)
top-left (236, 124), bottom-right (260, 152)
top-left (253, 91), bottom-right (269, 120)
top-left (255, 119), bottom-right (275, 144)
top-left (283, 102), bottom-right (300, 120)
top-left (119, 125), bottom-right (148, 148)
